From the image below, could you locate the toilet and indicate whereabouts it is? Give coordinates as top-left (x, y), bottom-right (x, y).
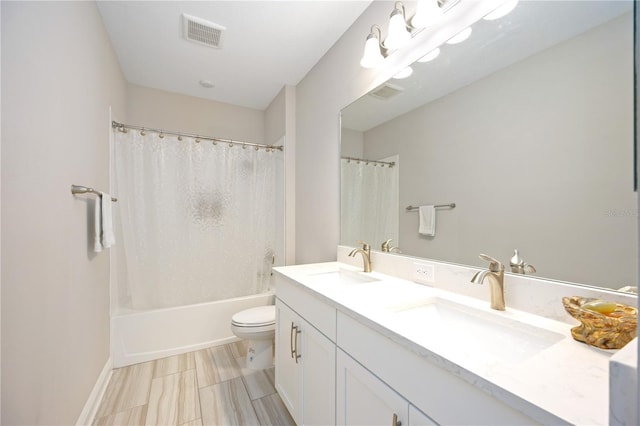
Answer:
top-left (230, 305), bottom-right (276, 370)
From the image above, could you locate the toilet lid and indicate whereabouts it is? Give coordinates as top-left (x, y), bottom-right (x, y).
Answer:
top-left (231, 305), bottom-right (275, 327)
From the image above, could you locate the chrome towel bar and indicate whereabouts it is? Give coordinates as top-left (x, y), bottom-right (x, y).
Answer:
top-left (406, 203), bottom-right (455, 211)
top-left (71, 185), bottom-right (117, 202)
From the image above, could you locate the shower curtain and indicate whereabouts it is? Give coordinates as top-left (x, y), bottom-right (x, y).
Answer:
top-left (340, 157), bottom-right (399, 249)
top-left (113, 129), bottom-right (278, 310)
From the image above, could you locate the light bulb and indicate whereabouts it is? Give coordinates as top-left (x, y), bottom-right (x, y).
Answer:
top-left (483, 0), bottom-right (519, 20)
top-left (393, 66), bottom-right (413, 79)
top-left (411, 0), bottom-right (443, 28)
top-left (445, 27), bottom-right (472, 44)
top-left (384, 9), bottom-right (411, 50)
top-left (360, 34), bottom-right (385, 69)
top-left (417, 48), bottom-right (440, 63)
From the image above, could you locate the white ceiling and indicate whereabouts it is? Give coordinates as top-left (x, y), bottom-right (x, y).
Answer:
top-left (97, 1), bottom-right (372, 110)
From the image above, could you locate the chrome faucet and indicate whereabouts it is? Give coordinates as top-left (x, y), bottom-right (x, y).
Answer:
top-left (349, 241), bottom-right (372, 272)
top-left (470, 254), bottom-right (505, 311)
top-left (381, 239), bottom-right (401, 253)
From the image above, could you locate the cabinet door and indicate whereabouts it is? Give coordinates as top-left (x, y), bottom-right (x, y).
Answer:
top-left (275, 299), bottom-right (302, 423)
top-left (301, 319), bottom-right (336, 425)
top-left (337, 349), bottom-right (407, 426)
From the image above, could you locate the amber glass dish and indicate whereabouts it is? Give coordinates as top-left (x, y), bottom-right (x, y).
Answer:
top-left (562, 296), bottom-right (637, 349)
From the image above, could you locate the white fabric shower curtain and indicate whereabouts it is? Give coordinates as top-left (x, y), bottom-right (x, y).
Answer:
top-left (114, 130), bottom-right (277, 310)
top-left (340, 157), bottom-right (399, 249)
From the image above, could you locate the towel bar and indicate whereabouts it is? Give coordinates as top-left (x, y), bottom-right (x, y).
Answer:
top-left (71, 185), bottom-right (117, 202)
top-left (406, 203), bottom-right (455, 211)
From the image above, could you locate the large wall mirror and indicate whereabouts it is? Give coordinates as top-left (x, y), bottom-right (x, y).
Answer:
top-left (340, 0), bottom-right (637, 292)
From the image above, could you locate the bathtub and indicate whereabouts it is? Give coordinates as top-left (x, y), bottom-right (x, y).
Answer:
top-left (111, 292), bottom-right (275, 367)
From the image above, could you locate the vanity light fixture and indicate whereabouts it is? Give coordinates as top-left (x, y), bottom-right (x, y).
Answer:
top-left (360, 25), bottom-right (386, 69)
top-left (393, 66), bottom-right (413, 79)
top-left (483, 0), bottom-right (519, 20)
top-left (417, 47), bottom-right (440, 63)
top-left (412, 0), bottom-right (444, 28)
top-left (445, 26), bottom-right (472, 44)
top-left (384, 2), bottom-right (412, 51)
top-left (359, 0), bottom-right (460, 69)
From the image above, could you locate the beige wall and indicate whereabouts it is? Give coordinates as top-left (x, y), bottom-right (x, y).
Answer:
top-left (294, 2), bottom-right (391, 263)
top-left (265, 85), bottom-right (297, 265)
top-left (126, 84), bottom-right (264, 143)
top-left (363, 14), bottom-right (636, 288)
top-left (265, 86), bottom-right (286, 145)
top-left (340, 128), bottom-right (364, 158)
top-left (1, 1), bottom-right (127, 424)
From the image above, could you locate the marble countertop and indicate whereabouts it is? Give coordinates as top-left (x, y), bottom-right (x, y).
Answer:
top-left (274, 261), bottom-right (616, 425)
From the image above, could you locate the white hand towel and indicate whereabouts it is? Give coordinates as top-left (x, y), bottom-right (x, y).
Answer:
top-left (94, 197), bottom-right (103, 253)
top-left (101, 193), bottom-right (116, 249)
top-left (419, 205), bottom-right (436, 236)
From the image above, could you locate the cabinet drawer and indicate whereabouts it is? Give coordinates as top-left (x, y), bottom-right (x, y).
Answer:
top-left (274, 272), bottom-right (336, 341)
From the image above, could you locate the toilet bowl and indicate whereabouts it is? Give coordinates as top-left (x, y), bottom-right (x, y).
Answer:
top-left (230, 305), bottom-right (276, 370)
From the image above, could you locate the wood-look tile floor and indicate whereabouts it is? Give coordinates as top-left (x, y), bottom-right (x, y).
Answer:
top-left (94, 341), bottom-right (295, 426)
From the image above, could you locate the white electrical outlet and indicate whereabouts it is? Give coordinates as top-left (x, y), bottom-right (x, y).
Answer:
top-left (413, 262), bottom-right (435, 284)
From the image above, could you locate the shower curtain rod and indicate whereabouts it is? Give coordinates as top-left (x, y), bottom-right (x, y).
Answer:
top-left (112, 121), bottom-right (284, 152)
top-left (341, 156), bottom-right (395, 167)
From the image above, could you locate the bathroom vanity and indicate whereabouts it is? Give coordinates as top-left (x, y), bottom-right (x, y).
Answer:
top-left (273, 249), bottom-right (637, 425)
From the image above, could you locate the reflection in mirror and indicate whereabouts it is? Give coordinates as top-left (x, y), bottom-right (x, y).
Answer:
top-left (341, 0), bottom-right (637, 292)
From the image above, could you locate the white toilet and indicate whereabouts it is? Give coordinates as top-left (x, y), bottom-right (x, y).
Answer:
top-left (230, 305), bottom-right (276, 370)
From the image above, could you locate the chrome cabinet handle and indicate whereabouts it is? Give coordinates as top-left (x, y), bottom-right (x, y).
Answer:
top-left (290, 322), bottom-right (296, 359)
top-left (293, 324), bottom-right (301, 364)
top-left (392, 413), bottom-right (402, 426)
top-left (290, 322), bottom-right (302, 362)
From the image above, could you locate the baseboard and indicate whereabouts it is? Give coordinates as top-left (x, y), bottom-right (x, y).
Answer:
top-left (76, 357), bottom-right (113, 425)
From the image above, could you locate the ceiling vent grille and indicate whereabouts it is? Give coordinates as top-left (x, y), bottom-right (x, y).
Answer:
top-left (182, 14), bottom-right (225, 49)
top-left (369, 83), bottom-right (404, 100)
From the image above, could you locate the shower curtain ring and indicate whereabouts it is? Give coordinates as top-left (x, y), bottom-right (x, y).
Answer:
top-left (177, 135), bottom-right (183, 141)
top-left (140, 129), bottom-right (146, 136)
top-left (159, 131), bottom-right (165, 139)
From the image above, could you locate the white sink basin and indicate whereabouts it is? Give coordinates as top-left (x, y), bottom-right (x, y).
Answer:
top-left (387, 298), bottom-right (564, 364)
top-left (307, 269), bottom-right (380, 286)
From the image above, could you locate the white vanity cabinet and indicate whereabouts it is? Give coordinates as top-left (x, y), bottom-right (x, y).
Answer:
top-left (337, 349), bottom-right (437, 426)
top-left (274, 266), bottom-right (549, 426)
top-left (274, 275), bottom-right (336, 425)
top-left (336, 311), bottom-right (541, 425)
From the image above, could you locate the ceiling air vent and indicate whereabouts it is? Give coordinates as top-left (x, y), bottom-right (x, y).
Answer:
top-left (182, 13), bottom-right (226, 49)
top-left (369, 83), bottom-right (404, 100)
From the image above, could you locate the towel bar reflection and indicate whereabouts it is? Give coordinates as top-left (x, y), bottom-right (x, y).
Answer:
top-left (71, 185), bottom-right (117, 202)
top-left (406, 203), bottom-right (455, 211)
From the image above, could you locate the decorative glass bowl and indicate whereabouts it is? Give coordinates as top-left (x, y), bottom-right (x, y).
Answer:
top-left (562, 296), bottom-right (637, 349)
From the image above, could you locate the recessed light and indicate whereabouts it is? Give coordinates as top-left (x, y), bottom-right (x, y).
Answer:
top-left (199, 79), bottom-right (214, 88)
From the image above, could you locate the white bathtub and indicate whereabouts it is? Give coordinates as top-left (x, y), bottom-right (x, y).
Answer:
top-left (111, 292), bottom-right (275, 367)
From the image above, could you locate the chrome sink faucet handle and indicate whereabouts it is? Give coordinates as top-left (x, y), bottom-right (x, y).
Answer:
top-left (349, 241), bottom-right (372, 273)
top-left (471, 254), bottom-right (505, 311)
